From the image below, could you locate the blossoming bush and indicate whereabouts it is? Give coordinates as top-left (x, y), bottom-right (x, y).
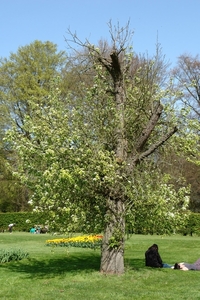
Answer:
top-left (46, 235), bottom-right (103, 249)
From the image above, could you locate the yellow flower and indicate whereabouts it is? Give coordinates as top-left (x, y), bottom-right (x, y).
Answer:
top-left (46, 235), bottom-right (103, 248)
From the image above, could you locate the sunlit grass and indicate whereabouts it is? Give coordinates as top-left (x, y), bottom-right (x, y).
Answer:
top-left (0, 232), bottom-right (200, 299)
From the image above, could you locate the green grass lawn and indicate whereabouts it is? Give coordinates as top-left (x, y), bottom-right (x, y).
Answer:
top-left (1, 232), bottom-right (200, 299)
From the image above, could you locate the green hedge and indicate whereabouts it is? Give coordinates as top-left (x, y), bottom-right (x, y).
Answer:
top-left (0, 212), bottom-right (49, 232)
top-left (3, 211), bottom-right (200, 236)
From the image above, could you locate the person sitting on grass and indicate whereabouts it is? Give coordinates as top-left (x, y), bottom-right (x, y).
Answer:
top-left (145, 244), bottom-right (171, 268)
top-left (173, 258), bottom-right (200, 270)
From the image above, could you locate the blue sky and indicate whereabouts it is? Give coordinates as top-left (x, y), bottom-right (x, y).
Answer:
top-left (1, 0), bottom-right (199, 66)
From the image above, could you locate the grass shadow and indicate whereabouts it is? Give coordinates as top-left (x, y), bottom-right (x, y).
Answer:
top-left (124, 258), bottom-right (146, 271)
top-left (0, 252), bottom-right (101, 278)
top-left (0, 249), bottom-right (155, 278)
top-left (124, 258), bottom-right (172, 272)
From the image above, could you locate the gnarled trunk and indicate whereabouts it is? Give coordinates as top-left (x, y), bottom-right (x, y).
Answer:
top-left (99, 50), bottom-right (126, 274)
top-left (100, 197), bottom-right (125, 274)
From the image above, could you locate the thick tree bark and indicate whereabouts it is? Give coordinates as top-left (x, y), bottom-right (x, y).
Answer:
top-left (98, 49), bottom-right (126, 274)
top-left (100, 197), bottom-right (125, 274)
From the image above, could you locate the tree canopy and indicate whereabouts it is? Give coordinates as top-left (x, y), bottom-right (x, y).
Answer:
top-left (0, 41), bottom-right (67, 212)
top-left (4, 23), bottom-right (195, 274)
top-left (0, 40), bottom-right (67, 133)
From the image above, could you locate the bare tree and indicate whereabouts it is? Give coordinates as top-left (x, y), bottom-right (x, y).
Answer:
top-left (173, 54), bottom-right (200, 119)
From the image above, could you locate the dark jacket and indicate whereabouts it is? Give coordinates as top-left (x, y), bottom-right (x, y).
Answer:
top-left (145, 244), bottom-right (163, 268)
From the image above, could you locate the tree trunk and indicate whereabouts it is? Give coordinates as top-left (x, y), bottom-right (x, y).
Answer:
top-left (100, 197), bottom-right (125, 274)
top-left (99, 51), bottom-right (126, 274)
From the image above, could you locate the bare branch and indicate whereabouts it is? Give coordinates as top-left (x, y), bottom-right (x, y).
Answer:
top-left (135, 101), bottom-right (163, 152)
top-left (107, 19), bottom-right (133, 54)
top-left (132, 126), bottom-right (178, 166)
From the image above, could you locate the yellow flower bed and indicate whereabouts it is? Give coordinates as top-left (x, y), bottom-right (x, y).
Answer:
top-left (46, 235), bottom-right (103, 249)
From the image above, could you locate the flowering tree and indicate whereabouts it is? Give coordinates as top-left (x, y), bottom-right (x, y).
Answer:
top-left (5, 23), bottom-right (192, 274)
top-left (126, 167), bottom-right (190, 235)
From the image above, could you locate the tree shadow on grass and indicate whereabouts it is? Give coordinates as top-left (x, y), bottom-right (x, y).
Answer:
top-left (0, 252), bottom-right (101, 279)
top-left (124, 258), bottom-right (169, 272)
top-left (0, 252), bottom-right (149, 278)
top-left (125, 258), bottom-right (146, 271)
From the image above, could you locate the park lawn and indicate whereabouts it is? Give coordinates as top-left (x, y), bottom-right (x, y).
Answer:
top-left (0, 233), bottom-right (200, 299)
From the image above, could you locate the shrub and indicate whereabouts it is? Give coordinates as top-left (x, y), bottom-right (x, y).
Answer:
top-left (0, 249), bottom-right (29, 263)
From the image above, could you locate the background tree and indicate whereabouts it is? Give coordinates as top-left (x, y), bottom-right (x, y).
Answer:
top-left (0, 40), bottom-right (67, 135)
top-left (0, 163), bottom-right (29, 212)
top-left (169, 54), bottom-right (200, 210)
top-left (156, 147), bottom-right (200, 212)
top-left (0, 41), bottom-right (67, 211)
top-left (0, 96), bottom-right (29, 212)
top-left (173, 54), bottom-right (200, 120)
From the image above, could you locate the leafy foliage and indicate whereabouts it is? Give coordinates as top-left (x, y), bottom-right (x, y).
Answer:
top-left (4, 76), bottom-right (191, 233)
top-left (126, 166), bottom-right (190, 235)
top-left (4, 25), bottom-right (196, 273)
top-left (180, 212), bottom-right (200, 236)
top-left (0, 40), bottom-right (67, 212)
